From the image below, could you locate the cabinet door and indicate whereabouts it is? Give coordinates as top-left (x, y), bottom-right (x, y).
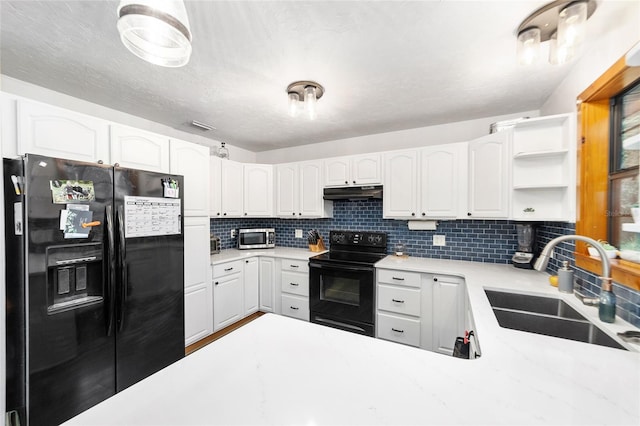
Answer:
top-left (210, 156), bottom-right (222, 217)
top-left (243, 258), bottom-right (259, 316)
top-left (17, 99), bottom-right (109, 163)
top-left (184, 283), bottom-right (213, 346)
top-left (468, 132), bottom-right (510, 218)
top-left (324, 157), bottom-right (351, 187)
top-left (220, 160), bottom-right (244, 217)
top-left (431, 275), bottom-right (465, 355)
top-left (299, 161), bottom-right (329, 217)
top-left (110, 124), bottom-right (170, 172)
top-left (383, 150), bottom-right (419, 219)
top-left (420, 143), bottom-right (467, 218)
top-left (183, 217), bottom-right (213, 346)
top-left (213, 273), bottom-right (243, 331)
top-left (352, 154), bottom-right (381, 185)
top-left (170, 139), bottom-right (211, 217)
top-left (243, 164), bottom-right (273, 217)
top-left (259, 258), bottom-right (276, 312)
top-left (275, 163), bottom-right (298, 218)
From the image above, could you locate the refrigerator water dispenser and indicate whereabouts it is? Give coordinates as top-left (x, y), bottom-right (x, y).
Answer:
top-left (46, 243), bottom-right (104, 314)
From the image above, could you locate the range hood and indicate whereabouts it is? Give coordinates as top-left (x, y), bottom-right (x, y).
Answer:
top-left (323, 185), bottom-right (383, 201)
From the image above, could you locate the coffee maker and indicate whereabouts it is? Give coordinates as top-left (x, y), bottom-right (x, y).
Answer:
top-left (512, 223), bottom-right (537, 269)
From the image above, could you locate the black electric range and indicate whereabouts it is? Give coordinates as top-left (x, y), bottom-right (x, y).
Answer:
top-left (308, 230), bottom-right (387, 336)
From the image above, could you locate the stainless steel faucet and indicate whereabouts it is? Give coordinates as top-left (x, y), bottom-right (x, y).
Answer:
top-left (534, 235), bottom-right (609, 305)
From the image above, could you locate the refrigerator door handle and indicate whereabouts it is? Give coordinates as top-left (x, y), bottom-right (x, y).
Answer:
top-left (117, 205), bottom-right (128, 332)
top-left (106, 204), bottom-right (116, 336)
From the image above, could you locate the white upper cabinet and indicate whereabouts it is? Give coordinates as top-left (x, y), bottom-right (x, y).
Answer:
top-left (17, 99), bottom-right (109, 163)
top-left (383, 150), bottom-right (419, 218)
top-left (244, 164), bottom-right (273, 217)
top-left (325, 154), bottom-right (382, 187)
top-left (220, 160), bottom-right (244, 217)
top-left (210, 156), bottom-right (222, 218)
top-left (420, 143), bottom-right (468, 219)
top-left (170, 139), bottom-right (211, 217)
top-left (275, 161), bottom-right (332, 218)
top-left (110, 124), bottom-right (170, 172)
top-left (468, 131), bottom-right (511, 219)
top-left (275, 163), bottom-right (298, 218)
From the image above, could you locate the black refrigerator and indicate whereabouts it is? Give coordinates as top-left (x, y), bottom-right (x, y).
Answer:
top-left (4, 154), bottom-right (185, 426)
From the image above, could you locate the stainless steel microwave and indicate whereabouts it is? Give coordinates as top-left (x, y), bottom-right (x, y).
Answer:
top-left (238, 228), bottom-right (275, 249)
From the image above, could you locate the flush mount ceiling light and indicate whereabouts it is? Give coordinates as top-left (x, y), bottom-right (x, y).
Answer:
top-left (287, 81), bottom-right (325, 120)
top-left (516, 0), bottom-right (596, 66)
top-left (117, 0), bottom-right (193, 67)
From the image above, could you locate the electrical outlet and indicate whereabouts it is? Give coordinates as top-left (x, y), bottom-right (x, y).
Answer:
top-left (295, 229), bottom-right (303, 238)
top-left (433, 235), bottom-right (446, 246)
top-left (230, 229), bottom-right (236, 238)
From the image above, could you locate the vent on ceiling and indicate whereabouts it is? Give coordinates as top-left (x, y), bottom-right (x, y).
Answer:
top-left (191, 120), bottom-right (216, 131)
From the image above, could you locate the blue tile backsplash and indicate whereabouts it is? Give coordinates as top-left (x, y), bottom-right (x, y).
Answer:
top-left (211, 199), bottom-right (640, 327)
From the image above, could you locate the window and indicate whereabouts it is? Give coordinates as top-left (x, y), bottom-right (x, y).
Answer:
top-left (609, 81), bottom-right (640, 249)
top-left (576, 53), bottom-right (640, 291)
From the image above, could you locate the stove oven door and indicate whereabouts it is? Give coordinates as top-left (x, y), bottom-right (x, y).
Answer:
top-left (308, 261), bottom-right (375, 335)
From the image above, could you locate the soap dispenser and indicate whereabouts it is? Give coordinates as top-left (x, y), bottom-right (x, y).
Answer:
top-left (598, 277), bottom-right (616, 323)
top-left (557, 261), bottom-right (574, 293)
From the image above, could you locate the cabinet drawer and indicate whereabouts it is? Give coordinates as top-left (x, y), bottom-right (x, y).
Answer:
top-left (377, 269), bottom-right (421, 288)
top-left (212, 260), bottom-right (243, 278)
top-left (281, 271), bottom-right (308, 296)
top-left (377, 313), bottom-right (420, 347)
top-left (377, 284), bottom-right (421, 317)
top-left (281, 259), bottom-right (309, 273)
top-left (281, 294), bottom-right (309, 321)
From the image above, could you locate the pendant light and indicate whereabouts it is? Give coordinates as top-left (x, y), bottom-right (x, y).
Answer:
top-left (117, 0), bottom-right (193, 68)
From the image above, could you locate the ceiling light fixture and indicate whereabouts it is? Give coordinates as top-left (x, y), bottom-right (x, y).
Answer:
top-left (287, 81), bottom-right (324, 120)
top-left (516, 0), bottom-right (596, 66)
top-left (117, 0), bottom-right (193, 68)
top-left (191, 120), bottom-right (216, 131)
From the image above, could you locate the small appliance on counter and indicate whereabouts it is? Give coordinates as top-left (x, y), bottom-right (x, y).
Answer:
top-left (512, 223), bottom-right (537, 269)
top-left (238, 228), bottom-right (275, 249)
top-left (210, 233), bottom-right (221, 254)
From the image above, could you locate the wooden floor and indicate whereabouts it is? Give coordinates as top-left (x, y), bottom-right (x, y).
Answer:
top-left (185, 311), bottom-right (266, 356)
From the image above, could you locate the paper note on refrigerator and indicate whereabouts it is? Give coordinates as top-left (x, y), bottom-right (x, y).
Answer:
top-left (124, 196), bottom-right (181, 238)
top-left (61, 204), bottom-right (93, 239)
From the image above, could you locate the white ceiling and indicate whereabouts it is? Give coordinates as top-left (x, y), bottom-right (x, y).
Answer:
top-left (0, 1), bottom-right (631, 152)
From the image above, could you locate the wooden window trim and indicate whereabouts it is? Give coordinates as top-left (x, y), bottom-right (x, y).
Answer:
top-left (576, 55), bottom-right (640, 291)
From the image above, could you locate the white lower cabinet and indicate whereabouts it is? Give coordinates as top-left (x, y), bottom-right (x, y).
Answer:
top-left (213, 260), bottom-right (244, 331)
top-left (183, 217), bottom-right (213, 347)
top-left (377, 313), bottom-right (421, 347)
top-left (376, 268), bottom-right (466, 355)
top-left (184, 282), bottom-right (213, 346)
top-left (278, 259), bottom-right (310, 321)
top-left (428, 274), bottom-right (465, 355)
top-left (259, 257), bottom-right (276, 312)
top-left (243, 258), bottom-right (259, 316)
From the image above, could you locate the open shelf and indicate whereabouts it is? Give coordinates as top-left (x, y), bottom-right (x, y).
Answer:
top-left (513, 149), bottom-right (569, 159)
top-left (622, 223), bottom-right (640, 233)
top-left (513, 184), bottom-right (568, 190)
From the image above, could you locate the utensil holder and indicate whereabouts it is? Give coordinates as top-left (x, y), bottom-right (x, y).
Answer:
top-left (309, 238), bottom-right (326, 252)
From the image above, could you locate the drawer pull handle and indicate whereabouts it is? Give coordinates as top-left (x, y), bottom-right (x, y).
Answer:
top-left (224, 267), bottom-right (234, 272)
top-left (392, 277), bottom-right (405, 281)
top-left (290, 282), bottom-right (299, 286)
top-left (391, 328), bottom-right (404, 333)
top-left (290, 306), bottom-right (299, 310)
top-left (290, 265), bottom-right (299, 268)
top-left (391, 299), bottom-right (405, 303)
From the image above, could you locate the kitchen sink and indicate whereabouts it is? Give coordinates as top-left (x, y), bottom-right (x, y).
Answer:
top-left (485, 290), bottom-right (627, 351)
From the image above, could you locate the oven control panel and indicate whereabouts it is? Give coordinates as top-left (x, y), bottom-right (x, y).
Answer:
top-left (330, 231), bottom-right (387, 247)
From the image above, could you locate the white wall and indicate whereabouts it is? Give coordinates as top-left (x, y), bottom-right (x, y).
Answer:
top-left (541, 1), bottom-right (640, 114)
top-left (255, 109), bottom-right (539, 163)
top-left (1, 89), bottom-right (6, 420)
top-left (0, 75), bottom-right (257, 163)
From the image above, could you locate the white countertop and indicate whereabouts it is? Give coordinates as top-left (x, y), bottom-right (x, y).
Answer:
top-left (211, 247), bottom-right (325, 265)
top-left (67, 256), bottom-right (640, 425)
